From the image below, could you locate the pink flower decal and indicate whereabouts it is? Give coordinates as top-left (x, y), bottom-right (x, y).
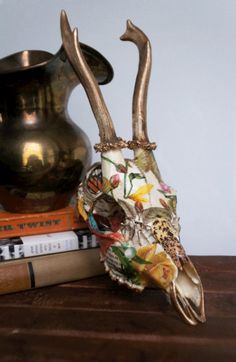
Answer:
top-left (110, 174), bottom-right (120, 188)
top-left (160, 182), bottom-right (171, 193)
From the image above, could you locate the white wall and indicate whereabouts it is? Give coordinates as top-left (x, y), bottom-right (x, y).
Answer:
top-left (0, 0), bottom-right (235, 255)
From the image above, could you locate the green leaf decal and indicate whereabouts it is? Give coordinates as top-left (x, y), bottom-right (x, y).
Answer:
top-left (158, 189), bottom-right (166, 195)
top-left (129, 173), bottom-right (145, 182)
top-left (112, 246), bottom-right (133, 273)
top-left (127, 172), bottom-right (145, 197)
top-left (111, 245), bottom-right (140, 283)
top-left (133, 255), bottom-right (152, 265)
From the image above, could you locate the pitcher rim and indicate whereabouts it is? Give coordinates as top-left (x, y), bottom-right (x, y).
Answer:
top-left (0, 43), bottom-right (114, 85)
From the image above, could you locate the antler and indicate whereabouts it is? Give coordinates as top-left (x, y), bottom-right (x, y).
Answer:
top-left (60, 10), bottom-right (126, 152)
top-left (121, 20), bottom-right (162, 181)
top-left (120, 20), bottom-right (152, 145)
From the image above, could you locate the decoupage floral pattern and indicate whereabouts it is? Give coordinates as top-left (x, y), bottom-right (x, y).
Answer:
top-left (77, 151), bottom-right (181, 291)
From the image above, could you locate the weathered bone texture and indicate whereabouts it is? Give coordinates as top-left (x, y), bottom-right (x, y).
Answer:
top-left (61, 11), bottom-right (206, 326)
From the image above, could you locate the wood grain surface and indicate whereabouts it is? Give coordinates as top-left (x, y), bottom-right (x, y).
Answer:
top-left (0, 256), bottom-right (235, 361)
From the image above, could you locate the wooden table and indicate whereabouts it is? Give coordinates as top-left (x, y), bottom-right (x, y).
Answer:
top-left (0, 256), bottom-right (235, 361)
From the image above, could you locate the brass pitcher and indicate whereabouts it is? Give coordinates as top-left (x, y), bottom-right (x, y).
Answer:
top-left (0, 21), bottom-right (113, 213)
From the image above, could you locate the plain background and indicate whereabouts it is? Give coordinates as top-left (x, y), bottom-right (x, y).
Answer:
top-left (0, 0), bottom-right (235, 255)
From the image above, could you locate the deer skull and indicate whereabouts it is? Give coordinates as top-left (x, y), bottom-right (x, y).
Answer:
top-left (61, 11), bottom-right (206, 325)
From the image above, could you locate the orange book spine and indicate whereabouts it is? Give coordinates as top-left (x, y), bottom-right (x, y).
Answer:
top-left (0, 248), bottom-right (104, 295)
top-left (0, 206), bottom-right (86, 238)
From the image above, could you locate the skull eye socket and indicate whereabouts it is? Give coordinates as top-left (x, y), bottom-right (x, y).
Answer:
top-left (93, 194), bottom-right (126, 233)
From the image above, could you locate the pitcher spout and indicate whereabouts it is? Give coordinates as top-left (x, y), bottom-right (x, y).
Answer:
top-left (45, 44), bottom-right (113, 110)
top-left (0, 43), bottom-right (113, 84)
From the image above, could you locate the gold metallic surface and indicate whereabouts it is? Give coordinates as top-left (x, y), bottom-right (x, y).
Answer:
top-left (127, 140), bottom-right (157, 150)
top-left (121, 20), bottom-right (151, 144)
top-left (121, 20), bottom-right (162, 182)
top-left (169, 272), bottom-right (206, 326)
top-left (93, 138), bottom-right (127, 153)
top-left (60, 10), bottom-right (119, 145)
top-left (0, 21), bottom-right (113, 213)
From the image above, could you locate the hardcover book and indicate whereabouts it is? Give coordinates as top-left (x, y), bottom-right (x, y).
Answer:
top-left (0, 229), bottom-right (97, 261)
top-left (0, 248), bottom-right (104, 295)
top-left (0, 206), bottom-right (85, 238)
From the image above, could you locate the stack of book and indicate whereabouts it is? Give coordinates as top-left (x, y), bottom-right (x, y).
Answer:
top-left (0, 205), bottom-right (104, 295)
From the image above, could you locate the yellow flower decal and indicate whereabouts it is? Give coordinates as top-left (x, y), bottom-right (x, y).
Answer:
top-left (146, 252), bottom-right (177, 289)
top-left (78, 197), bottom-right (88, 221)
top-left (132, 244), bottom-right (156, 272)
top-left (132, 247), bottom-right (177, 289)
top-left (102, 177), bottom-right (112, 193)
top-left (128, 184), bottom-right (153, 203)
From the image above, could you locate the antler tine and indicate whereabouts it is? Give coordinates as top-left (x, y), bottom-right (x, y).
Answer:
top-left (60, 10), bottom-right (126, 152)
top-left (120, 20), bottom-right (155, 149)
top-left (121, 20), bottom-right (162, 180)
